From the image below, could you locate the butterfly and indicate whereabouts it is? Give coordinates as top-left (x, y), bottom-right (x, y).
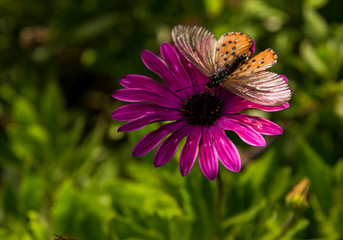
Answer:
top-left (171, 25), bottom-right (292, 106)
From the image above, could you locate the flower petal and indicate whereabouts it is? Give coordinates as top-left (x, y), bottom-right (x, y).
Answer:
top-left (118, 113), bottom-right (182, 132)
top-left (154, 126), bottom-right (187, 167)
top-left (280, 74), bottom-right (288, 82)
top-left (211, 126), bottom-right (241, 172)
top-left (176, 47), bottom-right (208, 94)
top-left (179, 125), bottom-right (202, 177)
top-left (249, 102), bottom-right (290, 112)
top-left (132, 121), bottom-right (186, 157)
top-left (198, 127), bottom-right (218, 181)
top-left (112, 89), bottom-right (183, 108)
top-left (217, 117), bottom-right (266, 146)
top-left (112, 103), bottom-right (181, 121)
top-left (141, 50), bottom-right (179, 91)
top-left (119, 74), bottom-right (163, 91)
top-left (222, 92), bottom-right (290, 114)
top-left (229, 113), bottom-right (283, 135)
top-left (117, 75), bottom-right (184, 104)
top-left (160, 43), bottom-right (191, 87)
top-left (251, 41), bottom-right (256, 56)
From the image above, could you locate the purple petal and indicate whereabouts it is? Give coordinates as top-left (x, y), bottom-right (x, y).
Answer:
top-left (112, 89), bottom-right (183, 108)
top-left (250, 41), bottom-right (256, 57)
top-left (179, 125), bottom-right (202, 177)
top-left (176, 47), bottom-right (208, 94)
top-left (250, 102), bottom-right (290, 112)
top-left (132, 121), bottom-right (186, 157)
top-left (229, 113), bottom-right (283, 135)
top-left (216, 117), bottom-right (266, 146)
top-left (211, 126), bottom-right (241, 172)
top-left (222, 92), bottom-right (290, 114)
top-left (160, 43), bottom-right (192, 91)
top-left (112, 103), bottom-right (181, 121)
top-left (119, 74), bottom-right (162, 91)
top-left (141, 50), bottom-right (180, 92)
top-left (280, 74), bottom-right (288, 83)
top-left (154, 126), bottom-right (188, 167)
top-left (198, 127), bottom-right (218, 181)
top-left (118, 113), bottom-right (182, 132)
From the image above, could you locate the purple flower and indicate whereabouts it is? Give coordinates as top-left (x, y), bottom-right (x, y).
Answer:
top-left (112, 43), bottom-right (289, 180)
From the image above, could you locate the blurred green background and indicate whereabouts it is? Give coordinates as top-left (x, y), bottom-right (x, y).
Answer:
top-left (1, 0), bottom-right (343, 239)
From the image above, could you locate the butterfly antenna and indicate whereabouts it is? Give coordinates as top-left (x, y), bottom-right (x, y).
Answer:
top-left (175, 83), bottom-right (207, 92)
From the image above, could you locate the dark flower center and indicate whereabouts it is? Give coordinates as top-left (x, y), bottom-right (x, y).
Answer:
top-left (182, 92), bottom-right (223, 126)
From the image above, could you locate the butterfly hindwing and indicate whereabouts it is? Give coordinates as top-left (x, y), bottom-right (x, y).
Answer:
top-left (215, 32), bottom-right (253, 73)
top-left (230, 48), bottom-right (278, 77)
top-left (171, 25), bottom-right (216, 77)
top-left (221, 71), bottom-right (291, 106)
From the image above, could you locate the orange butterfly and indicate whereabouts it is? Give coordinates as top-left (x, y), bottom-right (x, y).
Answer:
top-left (171, 25), bottom-right (292, 106)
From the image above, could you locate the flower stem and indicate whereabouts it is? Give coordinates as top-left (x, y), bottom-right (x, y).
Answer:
top-left (274, 211), bottom-right (295, 240)
top-left (214, 171), bottom-right (224, 239)
top-left (216, 171), bottom-right (223, 219)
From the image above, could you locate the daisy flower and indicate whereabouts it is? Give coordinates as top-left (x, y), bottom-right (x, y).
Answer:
top-left (112, 43), bottom-right (289, 180)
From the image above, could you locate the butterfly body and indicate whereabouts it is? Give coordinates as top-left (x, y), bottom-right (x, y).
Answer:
top-left (207, 53), bottom-right (249, 88)
top-left (171, 25), bottom-right (292, 106)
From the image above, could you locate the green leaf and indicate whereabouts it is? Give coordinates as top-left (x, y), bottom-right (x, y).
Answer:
top-left (280, 218), bottom-right (310, 240)
top-left (204, 0), bottom-right (224, 16)
top-left (267, 167), bottom-right (292, 203)
top-left (12, 97), bottom-right (37, 125)
top-left (221, 199), bottom-right (267, 228)
top-left (19, 175), bottom-right (46, 211)
top-left (109, 215), bottom-right (164, 240)
top-left (334, 159), bottom-right (343, 187)
top-left (27, 211), bottom-right (49, 240)
top-left (303, 7), bottom-right (329, 41)
top-left (304, 0), bottom-right (329, 8)
top-left (300, 39), bottom-right (328, 77)
top-left (168, 216), bottom-right (192, 240)
top-left (40, 80), bottom-right (64, 145)
top-left (297, 137), bottom-right (332, 216)
top-left (240, 150), bottom-right (277, 203)
top-left (106, 181), bottom-right (182, 219)
top-left (0, 137), bottom-right (19, 165)
top-left (71, 14), bottom-right (117, 41)
top-left (51, 180), bottom-right (79, 233)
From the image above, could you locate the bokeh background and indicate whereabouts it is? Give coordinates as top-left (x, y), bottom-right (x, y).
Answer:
top-left (1, 0), bottom-right (343, 239)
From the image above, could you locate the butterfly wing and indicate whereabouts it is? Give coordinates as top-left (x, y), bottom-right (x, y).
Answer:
top-left (221, 49), bottom-right (291, 106)
top-left (229, 48), bottom-right (278, 77)
top-left (215, 32), bottom-right (254, 73)
top-left (171, 25), bottom-right (217, 77)
top-left (221, 71), bottom-right (291, 106)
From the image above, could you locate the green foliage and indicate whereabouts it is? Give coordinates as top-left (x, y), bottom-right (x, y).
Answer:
top-left (1, 0), bottom-right (343, 239)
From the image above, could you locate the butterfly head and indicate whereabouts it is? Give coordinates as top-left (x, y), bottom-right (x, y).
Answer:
top-left (206, 79), bottom-right (217, 89)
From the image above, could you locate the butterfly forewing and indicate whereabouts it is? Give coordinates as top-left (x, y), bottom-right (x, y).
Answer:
top-left (221, 71), bottom-right (292, 106)
top-left (231, 48), bottom-right (278, 77)
top-left (215, 32), bottom-right (253, 73)
top-left (171, 25), bottom-right (216, 77)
